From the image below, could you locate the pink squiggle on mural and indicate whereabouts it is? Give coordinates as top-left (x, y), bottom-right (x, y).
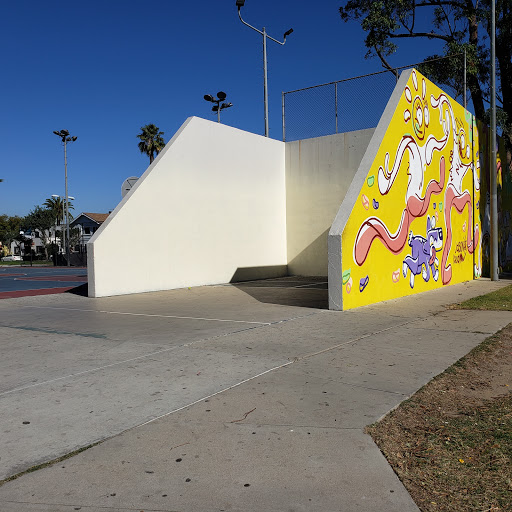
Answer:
top-left (441, 186), bottom-right (480, 284)
top-left (354, 157), bottom-right (446, 266)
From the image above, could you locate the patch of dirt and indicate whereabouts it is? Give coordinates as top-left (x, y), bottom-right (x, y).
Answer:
top-left (367, 323), bottom-right (512, 512)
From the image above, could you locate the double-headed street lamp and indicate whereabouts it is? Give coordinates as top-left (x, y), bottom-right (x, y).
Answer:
top-left (236, 0), bottom-right (293, 137)
top-left (53, 130), bottom-right (77, 266)
top-left (204, 91), bottom-right (233, 123)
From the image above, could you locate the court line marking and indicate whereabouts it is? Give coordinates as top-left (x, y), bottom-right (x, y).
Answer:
top-left (0, 286), bottom-right (76, 296)
top-left (293, 281), bottom-right (328, 288)
top-left (135, 361), bottom-right (295, 429)
top-left (125, 317), bottom-right (418, 431)
top-left (22, 305), bottom-right (271, 325)
top-left (0, 310), bottom-right (320, 397)
top-left (0, 323), bottom-right (270, 398)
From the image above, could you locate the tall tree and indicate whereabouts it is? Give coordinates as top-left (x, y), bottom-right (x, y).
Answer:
top-left (339, 0), bottom-right (512, 145)
top-left (43, 196), bottom-right (74, 225)
top-left (137, 124), bottom-right (165, 164)
top-left (0, 214), bottom-right (23, 254)
top-left (22, 206), bottom-right (57, 259)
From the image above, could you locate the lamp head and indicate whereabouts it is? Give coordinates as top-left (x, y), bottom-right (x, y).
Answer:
top-left (204, 94), bottom-right (214, 102)
top-left (284, 28), bottom-right (293, 38)
top-left (71, 136), bottom-right (77, 142)
top-left (61, 129), bottom-right (69, 136)
top-left (236, 0), bottom-right (245, 7)
top-left (217, 91), bottom-right (227, 101)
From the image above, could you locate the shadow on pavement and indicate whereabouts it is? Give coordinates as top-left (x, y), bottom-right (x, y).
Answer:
top-left (67, 283), bottom-right (89, 297)
top-left (232, 277), bottom-right (328, 309)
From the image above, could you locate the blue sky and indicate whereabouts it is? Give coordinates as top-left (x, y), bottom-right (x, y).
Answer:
top-left (1, 0), bottom-right (446, 218)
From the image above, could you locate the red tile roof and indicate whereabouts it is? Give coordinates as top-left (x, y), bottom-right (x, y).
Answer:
top-left (82, 213), bottom-right (110, 224)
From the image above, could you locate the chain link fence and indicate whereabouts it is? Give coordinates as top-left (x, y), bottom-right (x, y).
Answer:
top-left (282, 58), bottom-right (465, 142)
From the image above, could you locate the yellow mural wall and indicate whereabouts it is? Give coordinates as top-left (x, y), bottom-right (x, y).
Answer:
top-left (341, 70), bottom-right (481, 309)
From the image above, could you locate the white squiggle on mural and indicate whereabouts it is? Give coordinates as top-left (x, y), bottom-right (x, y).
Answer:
top-left (431, 93), bottom-right (480, 284)
top-left (378, 75), bottom-right (449, 203)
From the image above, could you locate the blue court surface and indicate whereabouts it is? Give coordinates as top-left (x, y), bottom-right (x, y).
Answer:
top-left (0, 266), bottom-right (87, 298)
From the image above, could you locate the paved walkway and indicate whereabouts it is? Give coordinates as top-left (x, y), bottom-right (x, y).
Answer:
top-left (0, 278), bottom-right (510, 511)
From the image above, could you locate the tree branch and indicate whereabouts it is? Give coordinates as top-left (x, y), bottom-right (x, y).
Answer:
top-left (415, 1), bottom-right (465, 7)
top-left (388, 31), bottom-right (453, 41)
top-left (375, 46), bottom-right (400, 79)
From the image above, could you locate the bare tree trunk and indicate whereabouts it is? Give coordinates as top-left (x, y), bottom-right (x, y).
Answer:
top-left (468, 14), bottom-right (486, 121)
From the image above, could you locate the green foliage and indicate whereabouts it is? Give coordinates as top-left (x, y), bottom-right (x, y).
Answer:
top-left (137, 124), bottom-right (165, 164)
top-left (22, 206), bottom-right (54, 234)
top-left (43, 196), bottom-right (74, 225)
top-left (339, 0), bottom-right (512, 143)
top-left (0, 214), bottom-right (23, 252)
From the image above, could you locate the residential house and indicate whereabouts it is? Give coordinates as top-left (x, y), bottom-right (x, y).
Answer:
top-left (70, 213), bottom-right (109, 253)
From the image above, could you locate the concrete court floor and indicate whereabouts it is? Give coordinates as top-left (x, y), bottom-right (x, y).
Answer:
top-left (0, 277), bottom-right (510, 512)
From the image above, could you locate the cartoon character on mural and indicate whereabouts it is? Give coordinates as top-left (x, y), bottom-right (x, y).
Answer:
top-left (432, 93), bottom-right (480, 284)
top-left (353, 71), bottom-right (448, 267)
top-left (402, 216), bottom-right (443, 288)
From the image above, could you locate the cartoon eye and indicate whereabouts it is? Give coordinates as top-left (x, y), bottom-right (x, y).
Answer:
top-left (416, 106), bottom-right (423, 126)
top-left (424, 106), bottom-right (429, 126)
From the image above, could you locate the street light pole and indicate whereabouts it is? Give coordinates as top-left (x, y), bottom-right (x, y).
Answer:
top-left (51, 193), bottom-right (75, 265)
top-left (236, 0), bottom-right (293, 137)
top-left (204, 92), bottom-right (233, 123)
top-left (53, 130), bottom-right (77, 267)
top-left (490, 0), bottom-right (499, 281)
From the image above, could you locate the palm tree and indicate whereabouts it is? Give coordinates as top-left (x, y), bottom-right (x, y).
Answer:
top-left (43, 196), bottom-right (74, 249)
top-left (137, 124), bottom-right (165, 164)
top-left (43, 196), bottom-right (74, 225)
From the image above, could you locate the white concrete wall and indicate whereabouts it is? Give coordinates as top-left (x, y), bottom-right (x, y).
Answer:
top-left (285, 129), bottom-right (375, 276)
top-left (88, 117), bottom-right (287, 297)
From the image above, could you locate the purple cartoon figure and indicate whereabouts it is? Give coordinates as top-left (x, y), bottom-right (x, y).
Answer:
top-left (402, 216), bottom-right (443, 288)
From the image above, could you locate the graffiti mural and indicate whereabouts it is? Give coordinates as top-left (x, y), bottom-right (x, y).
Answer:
top-left (341, 69), bottom-right (481, 309)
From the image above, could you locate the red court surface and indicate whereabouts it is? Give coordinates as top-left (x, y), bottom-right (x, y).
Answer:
top-left (0, 266), bottom-right (87, 299)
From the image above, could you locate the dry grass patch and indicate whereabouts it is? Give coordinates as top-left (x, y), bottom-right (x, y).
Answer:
top-left (367, 322), bottom-right (512, 512)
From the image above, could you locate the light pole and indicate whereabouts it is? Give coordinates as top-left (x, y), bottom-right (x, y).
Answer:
top-left (490, 0), bottom-right (499, 281)
top-left (19, 230), bottom-right (25, 266)
top-left (204, 92), bottom-right (233, 123)
top-left (236, 0), bottom-right (293, 137)
top-left (53, 130), bottom-right (77, 266)
top-left (18, 230), bottom-right (33, 266)
top-left (51, 194), bottom-right (75, 264)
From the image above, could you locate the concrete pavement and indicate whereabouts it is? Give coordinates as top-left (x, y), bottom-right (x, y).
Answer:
top-left (0, 277), bottom-right (510, 511)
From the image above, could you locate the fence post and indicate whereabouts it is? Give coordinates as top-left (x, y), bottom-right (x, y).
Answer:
top-left (282, 92), bottom-right (286, 142)
top-left (463, 49), bottom-right (467, 110)
top-left (335, 82), bottom-right (338, 134)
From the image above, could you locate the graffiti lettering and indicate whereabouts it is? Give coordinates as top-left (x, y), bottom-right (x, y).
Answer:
top-left (453, 240), bottom-right (467, 264)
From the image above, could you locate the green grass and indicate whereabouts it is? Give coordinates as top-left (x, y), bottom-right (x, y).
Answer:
top-left (0, 260), bottom-right (52, 266)
top-left (453, 284), bottom-right (512, 311)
